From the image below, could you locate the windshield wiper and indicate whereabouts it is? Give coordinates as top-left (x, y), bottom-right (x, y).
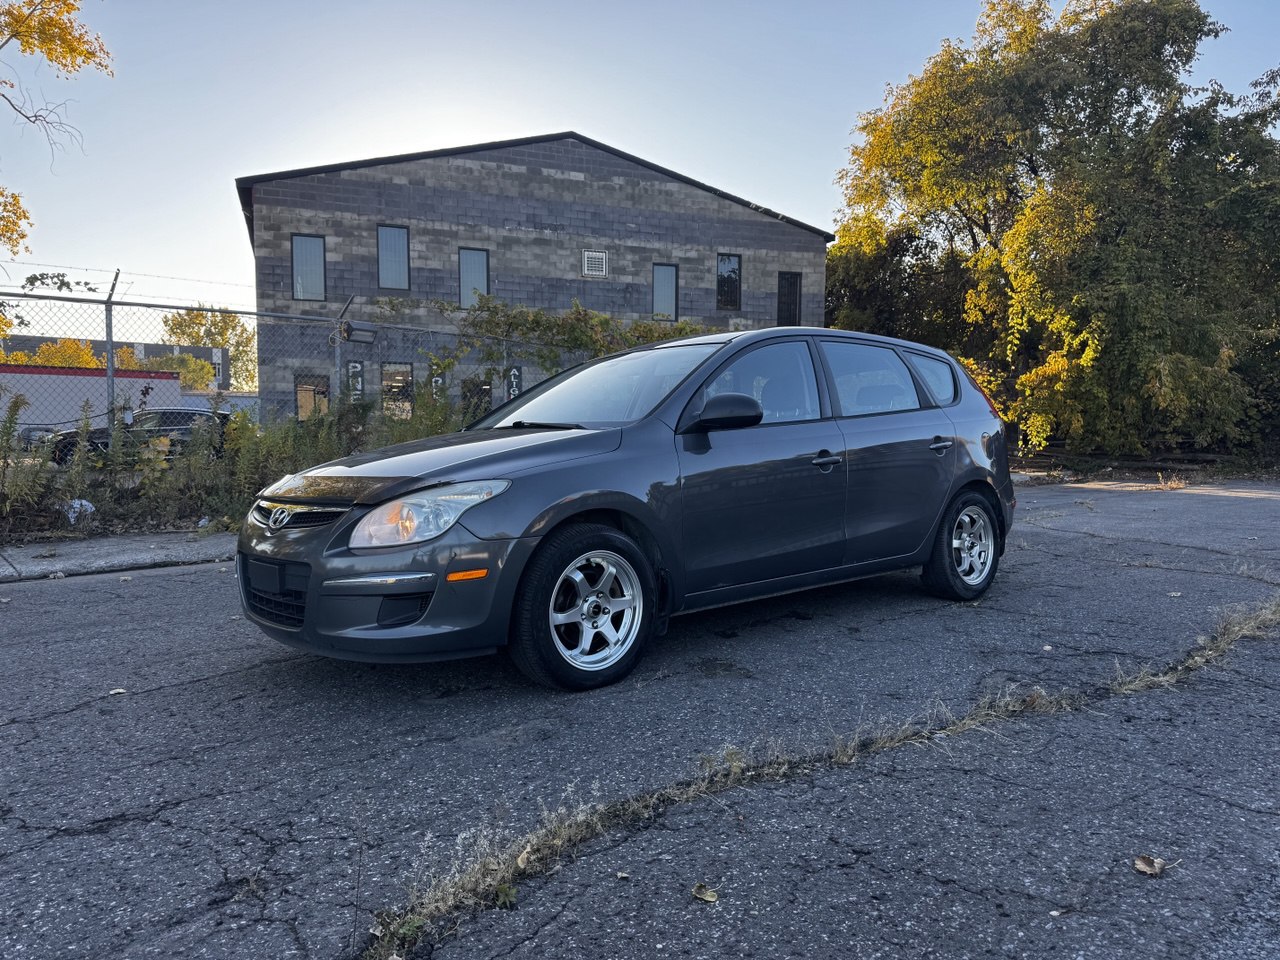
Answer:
top-left (502, 420), bottom-right (584, 430)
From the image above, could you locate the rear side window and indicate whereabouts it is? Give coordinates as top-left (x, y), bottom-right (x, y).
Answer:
top-left (905, 352), bottom-right (957, 405)
top-left (820, 341), bottom-right (921, 416)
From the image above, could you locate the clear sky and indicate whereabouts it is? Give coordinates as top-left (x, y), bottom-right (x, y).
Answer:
top-left (1, 0), bottom-right (1275, 310)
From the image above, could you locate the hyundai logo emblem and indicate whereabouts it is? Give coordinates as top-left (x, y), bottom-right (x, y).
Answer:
top-left (268, 507), bottom-right (291, 530)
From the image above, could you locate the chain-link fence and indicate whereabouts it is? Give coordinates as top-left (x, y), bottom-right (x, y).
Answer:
top-left (0, 291), bottom-right (565, 538)
top-left (0, 292), bottom-right (545, 447)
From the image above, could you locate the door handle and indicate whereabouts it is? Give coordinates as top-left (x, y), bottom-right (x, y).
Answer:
top-left (929, 438), bottom-right (954, 452)
top-left (812, 452), bottom-right (843, 467)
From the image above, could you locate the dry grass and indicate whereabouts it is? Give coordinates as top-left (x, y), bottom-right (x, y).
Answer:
top-left (1140, 471), bottom-right (1189, 491)
top-left (361, 592), bottom-right (1280, 960)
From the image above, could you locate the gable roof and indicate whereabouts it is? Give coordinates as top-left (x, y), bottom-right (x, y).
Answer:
top-left (235, 131), bottom-right (835, 242)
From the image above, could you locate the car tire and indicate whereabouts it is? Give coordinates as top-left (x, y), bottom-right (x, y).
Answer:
top-left (921, 491), bottom-right (1001, 601)
top-left (509, 522), bottom-right (656, 691)
top-left (51, 438), bottom-right (77, 466)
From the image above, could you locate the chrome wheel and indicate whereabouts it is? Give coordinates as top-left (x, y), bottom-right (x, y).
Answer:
top-left (548, 549), bottom-right (643, 672)
top-left (951, 506), bottom-right (993, 585)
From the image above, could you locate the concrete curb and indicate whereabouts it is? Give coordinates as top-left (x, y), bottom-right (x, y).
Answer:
top-left (0, 532), bottom-right (237, 583)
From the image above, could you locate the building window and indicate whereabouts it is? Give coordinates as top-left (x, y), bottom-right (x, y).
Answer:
top-left (459, 248), bottom-right (490, 308)
top-left (295, 374), bottom-right (330, 420)
top-left (716, 253), bottom-right (741, 311)
top-left (292, 235), bottom-right (325, 301)
top-left (653, 264), bottom-right (678, 321)
top-left (378, 225), bottom-right (409, 290)
top-left (381, 362), bottom-right (414, 420)
top-left (582, 249), bottom-right (609, 278)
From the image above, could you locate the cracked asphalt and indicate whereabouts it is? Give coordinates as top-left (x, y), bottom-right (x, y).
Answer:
top-left (1, 481), bottom-right (1277, 959)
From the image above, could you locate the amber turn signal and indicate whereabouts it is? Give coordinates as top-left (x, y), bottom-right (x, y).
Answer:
top-left (446, 568), bottom-right (489, 582)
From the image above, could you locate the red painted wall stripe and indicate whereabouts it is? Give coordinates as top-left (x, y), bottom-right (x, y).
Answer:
top-left (0, 364), bottom-right (179, 380)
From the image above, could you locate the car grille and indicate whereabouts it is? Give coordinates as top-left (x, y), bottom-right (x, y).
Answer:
top-left (251, 502), bottom-right (348, 530)
top-left (240, 554), bottom-right (311, 628)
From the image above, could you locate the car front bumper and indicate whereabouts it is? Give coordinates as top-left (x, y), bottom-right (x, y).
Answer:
top-left (237, 512), bottom-right (539, 663)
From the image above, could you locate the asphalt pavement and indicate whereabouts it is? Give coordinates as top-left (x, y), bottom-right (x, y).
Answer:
top-left (1, 481), bottom-right (1277, 959)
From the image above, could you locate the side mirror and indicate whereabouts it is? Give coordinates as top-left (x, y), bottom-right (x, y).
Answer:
top-left (690, 392), bottom-right (763, 432)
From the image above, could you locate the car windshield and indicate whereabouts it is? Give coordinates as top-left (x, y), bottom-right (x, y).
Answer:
top-left (473, 343), bottom-right (721, 430)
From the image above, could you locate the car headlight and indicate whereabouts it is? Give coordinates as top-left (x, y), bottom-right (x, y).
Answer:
top-left (349, 481), bottom-right (510, 548)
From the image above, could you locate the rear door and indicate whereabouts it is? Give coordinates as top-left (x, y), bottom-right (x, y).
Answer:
top-left (677, 339), bottom-right (846, 594)
top-left (817, 339), bottom-right (957, 564)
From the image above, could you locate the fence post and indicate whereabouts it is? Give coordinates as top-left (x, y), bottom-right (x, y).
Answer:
top-left (104, 268), bottom-right (120, 418)
top-left (333, 295), bottom-right (354, 408)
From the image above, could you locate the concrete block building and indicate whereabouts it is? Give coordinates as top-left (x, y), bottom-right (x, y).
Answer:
top-left (236, 132), bottom-right (833, 420)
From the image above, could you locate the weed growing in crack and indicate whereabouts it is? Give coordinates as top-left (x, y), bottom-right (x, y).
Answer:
top-left (360, 592), bottom-right (1280, 960)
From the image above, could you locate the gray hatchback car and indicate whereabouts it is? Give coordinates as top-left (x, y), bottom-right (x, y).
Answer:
top-left (238, 327), bottom-right (1014, 689)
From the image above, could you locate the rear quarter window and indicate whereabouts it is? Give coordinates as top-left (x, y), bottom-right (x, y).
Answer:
top-left (904, 352), bottom-right (958, 406)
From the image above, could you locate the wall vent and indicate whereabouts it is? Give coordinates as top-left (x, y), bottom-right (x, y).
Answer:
top-left (582, 250), bottom-right (609, 278)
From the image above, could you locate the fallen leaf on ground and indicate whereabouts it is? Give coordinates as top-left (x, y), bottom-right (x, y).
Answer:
top-left (516, 845), bottom-right (532, 870)
top-left (108, 688), bottom-right (126, 696)
top-left (1133, 855), bottom-right (1179, 877)
top-left (692, 882), bottom-right (719, 903)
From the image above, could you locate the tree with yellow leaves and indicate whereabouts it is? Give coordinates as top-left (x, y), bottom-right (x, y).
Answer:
top-left (834, 0), bottom-right (1280, 454)
top-left (1, 337), bottom-right (98, 367)
top-left (0, 1), bottom-right (112, 254)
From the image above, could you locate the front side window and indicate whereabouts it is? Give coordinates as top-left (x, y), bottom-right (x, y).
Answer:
top-left (653, 264), bottom-right (678, 320)
top-left (821, 341), bottom-right (922, 416)
top-left (378, 225), bottom-right (409, 290)
top-left (292, 235), bottom-right (325, 301)
top-left (703, 341), bottom-right (820, 424)
top-left (459, 248), bottom-right (489, 308)
top-left (381, 362), bottom-right (414, 420)
top-left (716, 253), bottom-right (741, 311)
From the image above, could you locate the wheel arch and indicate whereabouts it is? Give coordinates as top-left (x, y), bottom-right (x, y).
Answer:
top-left (951, 477), bottom-right (1007, 553)
top-left (523, 501), bottom-right (676, 625)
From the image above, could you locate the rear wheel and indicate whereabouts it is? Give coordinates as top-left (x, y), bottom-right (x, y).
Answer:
top-left (509, 523), bottom-right (656, 690)
top-left (921, 491), bottom-right (1000, 601)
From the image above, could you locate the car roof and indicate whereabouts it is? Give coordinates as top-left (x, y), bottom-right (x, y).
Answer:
top-left (643, 325), bottom-right (954, 362)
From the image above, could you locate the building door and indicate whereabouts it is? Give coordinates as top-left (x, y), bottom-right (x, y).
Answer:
top-left (777, 272), bottom-right (802, 326)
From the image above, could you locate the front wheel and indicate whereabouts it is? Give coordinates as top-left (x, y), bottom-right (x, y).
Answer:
top-left (508, 523), bottom-right (656, 690)
top-left (921, 492), bottom-right (1001, 601)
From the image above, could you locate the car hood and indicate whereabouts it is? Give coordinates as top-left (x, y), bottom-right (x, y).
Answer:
top-left (258, 427), bottom-right (621, 506)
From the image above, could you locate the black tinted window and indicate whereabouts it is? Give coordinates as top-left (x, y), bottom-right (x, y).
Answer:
top-left (905, 352), bottom-right (957, 405)
top-left (704, 341), bottom-right (820, 424)
top-left (820, 342), bottom-right (921, 416)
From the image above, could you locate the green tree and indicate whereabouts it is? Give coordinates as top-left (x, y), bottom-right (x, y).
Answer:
top-left (0, 1), bottom-right (112, 254)
top-left (160, 305), bottom-right (258, 391)
top-left (836, 0), bottom-right (1280, 453)
top-left (142, 353), bottom-right (217, 391)
top-left (430, 294), bottom-right (708, 383)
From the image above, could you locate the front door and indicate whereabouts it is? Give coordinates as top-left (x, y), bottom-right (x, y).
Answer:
top-left (777, 272), bottom-right (802, 326)
top-left (678, 339), bottom-right (846, 594)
